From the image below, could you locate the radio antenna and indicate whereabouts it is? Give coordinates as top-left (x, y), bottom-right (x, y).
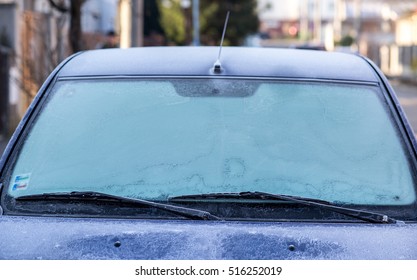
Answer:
top-left (213, 11), bottom-right (230, 73)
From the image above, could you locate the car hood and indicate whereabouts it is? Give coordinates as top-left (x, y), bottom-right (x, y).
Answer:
top-left (0, 216), bottom-right (416, 259)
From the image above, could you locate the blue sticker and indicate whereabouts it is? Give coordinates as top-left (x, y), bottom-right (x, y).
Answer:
top-left (12, 173), bottom-right (31, 191)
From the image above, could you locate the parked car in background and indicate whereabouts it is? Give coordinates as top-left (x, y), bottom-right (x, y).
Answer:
top-left (1, 47), bottom-right (417, 259)
top-left (293, 43), bottom-right (326, 51)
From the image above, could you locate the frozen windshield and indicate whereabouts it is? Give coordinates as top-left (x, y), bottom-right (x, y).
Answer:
top-left (7, 79), bottom-right (416, 206)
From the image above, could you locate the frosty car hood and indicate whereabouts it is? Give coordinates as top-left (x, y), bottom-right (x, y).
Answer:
top-left (0, 216), bottom-right (416, 259)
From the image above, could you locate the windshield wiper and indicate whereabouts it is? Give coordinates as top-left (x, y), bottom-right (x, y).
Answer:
top-left (169, 191), bottom-right (397, 224)
top-left (16, 191), bottom-right (220, 220)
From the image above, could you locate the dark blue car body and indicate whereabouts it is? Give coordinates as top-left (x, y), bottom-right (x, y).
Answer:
top-left (1, 47), bottom-right (417, 259)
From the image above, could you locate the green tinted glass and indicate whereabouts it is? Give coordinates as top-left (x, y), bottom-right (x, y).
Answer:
top-left (8, 79), bottom-right (416, 205)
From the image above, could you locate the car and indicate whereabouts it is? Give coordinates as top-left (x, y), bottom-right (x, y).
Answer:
top-left (293, 43), bottom-right (326, 51)
top-left (1, 46), bottom-right (417, 260)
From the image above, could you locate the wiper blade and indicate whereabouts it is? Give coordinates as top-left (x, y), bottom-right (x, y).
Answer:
top-left (169, 191), bottom-right (397, 224)
top-left (170, 191), bottom-right (332, 204)
top-left (16, 191), bottom-right (220, 221)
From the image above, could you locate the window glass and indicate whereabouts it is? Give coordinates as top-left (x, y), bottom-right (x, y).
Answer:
top-left (7, 79), bottom-right (416, 205)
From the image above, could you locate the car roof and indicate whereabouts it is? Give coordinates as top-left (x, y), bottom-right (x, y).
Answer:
top-left (58, 47), bottom-right (379, 83)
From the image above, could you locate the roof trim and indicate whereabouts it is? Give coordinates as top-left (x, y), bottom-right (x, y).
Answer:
top-left (57, 75), bottom-right (379, 87)
top-left (57, 47), bottom-right (380, 83)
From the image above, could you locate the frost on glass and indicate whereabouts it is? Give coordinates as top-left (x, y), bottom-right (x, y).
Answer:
top-left (8, 80), bottom-right (416, 205)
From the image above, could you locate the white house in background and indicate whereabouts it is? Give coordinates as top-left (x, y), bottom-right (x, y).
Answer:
top-left (257, 0), bottom-right (417, 52)
top-left (257, 0), bottom-right (343, 50)
top-left (391, 9), bottom-right (417, 78)
top-left (396, 9), bottom-right (417, 46)
top-left (81, 0), bottom-right (119, 49)
top-left (82, 0), bottom-right (118, 34)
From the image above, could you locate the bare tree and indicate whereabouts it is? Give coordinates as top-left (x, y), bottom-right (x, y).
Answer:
top-left (14, 10), bottom-right (68, 104)
top-left (13, 0), bottom-right (85, 102)
top-left (2, 0), bottom-right (86, 133)
top-left (48, 0), bottom-right (85, 53)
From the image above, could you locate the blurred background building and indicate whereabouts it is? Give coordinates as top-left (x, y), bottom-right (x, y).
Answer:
top-left (258, 0), bottom-right (417, 79)
top-left (0, 0), bottom-right (119, 138)
top-left (1, 0), bottom-right (417, 144)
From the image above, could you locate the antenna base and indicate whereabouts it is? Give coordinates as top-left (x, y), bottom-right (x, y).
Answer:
top-left (213, 60), bottom-right (222, 73)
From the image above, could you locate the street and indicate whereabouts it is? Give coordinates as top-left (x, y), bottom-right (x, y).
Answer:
top-left (391, 80), bottom-right (417, 137)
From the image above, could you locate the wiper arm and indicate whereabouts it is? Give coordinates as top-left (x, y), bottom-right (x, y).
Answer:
top-left (170, 191), bottom-right (332, 204)
top-left (169, 191), bottom-right (397, 224)
top-left (16, 191), bottom-right (220, 221)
